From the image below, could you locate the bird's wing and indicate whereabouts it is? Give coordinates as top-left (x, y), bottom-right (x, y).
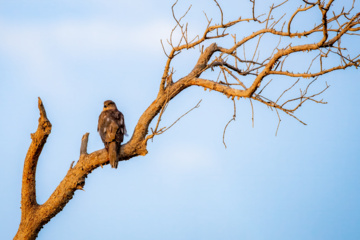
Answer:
top-left (98, 111), bottom-right (120, 143)
top-left (98, 111), bottom-right (108, 143)
top-left (106, 120), bottom-right (120, 142)
top-left (119, 112), bottom-right (127, 136)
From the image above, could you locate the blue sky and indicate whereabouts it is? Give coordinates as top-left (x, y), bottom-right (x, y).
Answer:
top-left (1, 0), bottom-right (360, 239)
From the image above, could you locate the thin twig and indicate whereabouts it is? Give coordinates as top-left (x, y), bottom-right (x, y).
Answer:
top-left (223, 99), bottom-right (236, 148)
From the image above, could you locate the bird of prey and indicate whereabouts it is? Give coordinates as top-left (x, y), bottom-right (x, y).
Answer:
top-left (98, 100), bottom-right (126, 168)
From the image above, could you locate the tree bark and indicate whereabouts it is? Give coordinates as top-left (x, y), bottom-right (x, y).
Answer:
top-left (14, 98), bottom-right (52, 240)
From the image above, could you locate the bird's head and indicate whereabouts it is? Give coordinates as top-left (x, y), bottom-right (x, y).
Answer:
top-left (103, 100), bottom-right (117, 111)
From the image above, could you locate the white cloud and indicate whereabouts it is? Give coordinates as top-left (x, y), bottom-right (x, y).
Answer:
top-left (0, 15), bottom-right (205, 60)
top-left (0, 14), bottom-right (204, 97)
top-left (51, 19), bottom-right (175, 55)
top-left (0, 18), bottom-right (175, 57)
top-left (0, 18), bottom-right (178, 92)
top-left (0, 21), bottom-right (68, 92)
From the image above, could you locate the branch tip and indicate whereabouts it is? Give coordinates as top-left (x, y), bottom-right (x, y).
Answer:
top-left (37, 97), bottom-right (48, 121)
top-left (80, 133), bottom-right (90, 156)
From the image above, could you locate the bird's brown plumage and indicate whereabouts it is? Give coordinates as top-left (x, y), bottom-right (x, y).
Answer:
top-left (98, 100), bottom-right (126, 168)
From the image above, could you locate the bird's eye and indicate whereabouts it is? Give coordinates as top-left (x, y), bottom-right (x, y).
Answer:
top-left (104, 105), bottom-right (106, 108)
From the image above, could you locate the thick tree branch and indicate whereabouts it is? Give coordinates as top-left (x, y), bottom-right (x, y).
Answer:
top-left (15, 97), bottom-right (52, 240)
top-left (23, 98), bottom-right (51, 205)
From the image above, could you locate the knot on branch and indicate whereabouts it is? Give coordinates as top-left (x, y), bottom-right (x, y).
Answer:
top-left (137, 143), bottom-right (148, 156)
top-left (40, 121), bottom-right (52, 135)
top-left (76, 175), bottom-right (86, 191)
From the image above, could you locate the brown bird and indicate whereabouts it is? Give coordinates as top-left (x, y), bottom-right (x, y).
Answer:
top-left (98, 100), bottom-right (126, 168)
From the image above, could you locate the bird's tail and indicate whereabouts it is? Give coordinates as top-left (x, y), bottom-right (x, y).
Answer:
top-left (108, 141), bottom-right (119, 169)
